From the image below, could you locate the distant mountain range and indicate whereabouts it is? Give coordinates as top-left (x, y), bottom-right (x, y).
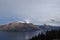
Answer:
top-left (0, 21), bottom-right (60, 32)
top-left (38, 24), bottom-right (60, 31)
top-left (0, 22), bottom-right (40, 32)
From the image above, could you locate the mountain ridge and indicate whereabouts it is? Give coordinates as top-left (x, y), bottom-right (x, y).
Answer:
top-left (0, 22), bottom-right (40, 32)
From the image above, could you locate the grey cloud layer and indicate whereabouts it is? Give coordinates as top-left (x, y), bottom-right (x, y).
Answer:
top-left (0, 0), bottom-right (60, 25)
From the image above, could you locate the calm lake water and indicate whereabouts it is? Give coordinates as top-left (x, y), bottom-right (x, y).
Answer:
top-left (0, 30), bottom-right (44, 40)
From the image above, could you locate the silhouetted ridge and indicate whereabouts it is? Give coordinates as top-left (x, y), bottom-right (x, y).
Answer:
top-left (29, 29), bottom-right (60, 40)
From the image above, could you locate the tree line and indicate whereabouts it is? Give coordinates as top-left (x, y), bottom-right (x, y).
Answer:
top-left (29, 29), bottom-right (60, 40)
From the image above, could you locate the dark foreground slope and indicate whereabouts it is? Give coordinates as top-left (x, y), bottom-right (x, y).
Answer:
top-left (0, 22), bottom-right (40, 32)
top-left (29, 29), bottom-right (60, 40)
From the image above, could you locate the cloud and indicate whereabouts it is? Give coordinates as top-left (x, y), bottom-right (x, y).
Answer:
top-left (45, 17), bottom-right (60, 26)
top-left (0, 0), bottom-right (60, 25)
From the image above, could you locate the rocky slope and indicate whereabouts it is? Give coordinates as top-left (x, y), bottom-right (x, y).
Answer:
top-left (0, 22), bottom-right (40, 32)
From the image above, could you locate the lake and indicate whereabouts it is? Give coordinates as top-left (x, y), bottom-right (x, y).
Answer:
top-left (0, 30), bottom-right (45, 40)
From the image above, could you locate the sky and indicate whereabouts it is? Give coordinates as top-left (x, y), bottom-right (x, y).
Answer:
top-left (0, 0), bottom-right (60, 25)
